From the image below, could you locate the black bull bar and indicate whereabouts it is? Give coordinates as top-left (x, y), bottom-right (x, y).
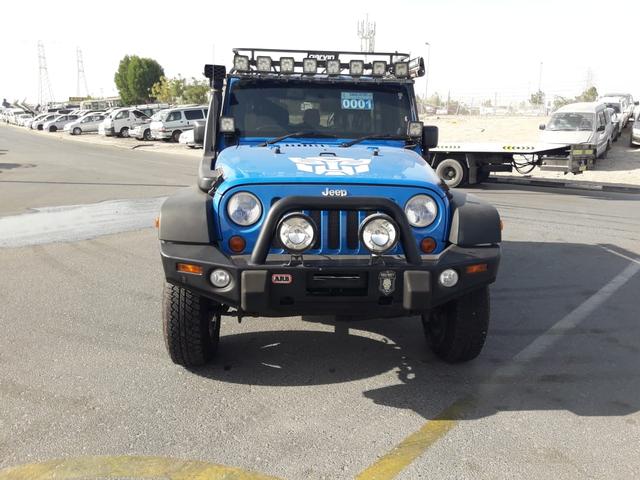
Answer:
top-left (249, 196), bottom-right (422, 265)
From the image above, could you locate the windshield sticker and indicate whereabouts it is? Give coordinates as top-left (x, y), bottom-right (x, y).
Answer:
top-left (341, 92), bottom-right (374, 110)
top-left (289, 157), bottom-right (371, 176)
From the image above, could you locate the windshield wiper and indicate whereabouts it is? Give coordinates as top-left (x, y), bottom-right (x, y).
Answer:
top-left (341, 134), bottom-right (408, 148)
top-left (260, 131), bottom-right (338, 147)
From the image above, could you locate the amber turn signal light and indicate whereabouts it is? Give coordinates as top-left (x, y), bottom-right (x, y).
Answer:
top-left (466, 263), bottom-right (488, 274)
top-left (420, 237), bottom-right (437, 253)
top-left (176, 263), bottom-right (204, 275)
top-left (229, 235), bottom-right (246, 253)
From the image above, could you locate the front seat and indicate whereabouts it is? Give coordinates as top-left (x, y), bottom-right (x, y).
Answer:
top-left (303, 109), bottom-right (321, 130)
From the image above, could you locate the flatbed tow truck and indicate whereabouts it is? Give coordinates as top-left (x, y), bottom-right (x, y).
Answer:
top-left (427, 141), bottom-right (597, 188)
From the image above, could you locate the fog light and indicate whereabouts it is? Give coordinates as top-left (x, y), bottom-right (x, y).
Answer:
top-left (277, 213), bottom-right (316, 253)
top-left (439, 269), bottom-right (458, 288)
top-left (210, 269), bottom-right (231, 288)
top-left (360, 214), bottom-right (399, 254)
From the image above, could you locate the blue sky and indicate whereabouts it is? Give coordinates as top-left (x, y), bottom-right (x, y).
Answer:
top-left (2, 0), bottom-right (638, 105)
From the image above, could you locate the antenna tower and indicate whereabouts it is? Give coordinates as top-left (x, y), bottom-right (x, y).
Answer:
top-left (357, 15), bottom-right (376, 53)
top-left (37, 41), bottom-right (55, 107)
top-left (76, 47), bottom-right (90, 97)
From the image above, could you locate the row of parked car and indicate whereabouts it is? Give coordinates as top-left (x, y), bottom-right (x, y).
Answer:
top-left (1, 103), bottom-right (209, 148)
top-left (540, 93), bottom-right (640, 154)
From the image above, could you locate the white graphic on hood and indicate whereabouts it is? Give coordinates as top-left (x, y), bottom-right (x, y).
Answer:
top-left (289, 156), bottom-right (371, 176)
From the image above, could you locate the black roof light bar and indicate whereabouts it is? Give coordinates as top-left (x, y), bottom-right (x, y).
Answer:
top-left (228, 47), bottom-right (425, 80)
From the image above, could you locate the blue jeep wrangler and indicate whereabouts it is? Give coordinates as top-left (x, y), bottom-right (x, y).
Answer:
top-left (159, 48), bottom-right (501, 367)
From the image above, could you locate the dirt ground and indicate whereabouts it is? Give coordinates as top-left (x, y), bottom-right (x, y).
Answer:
top-left (423, 115), bottom-right (640, 186)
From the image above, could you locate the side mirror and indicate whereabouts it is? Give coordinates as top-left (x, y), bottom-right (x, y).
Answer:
top-left (635, 101), bottom-right (639, 106)
top-left (539, 124), bottom-right (546, 130)
top-left (597, 125), bottom-right (605, 132)
top-left (422, 125), bottom-right (438, 150)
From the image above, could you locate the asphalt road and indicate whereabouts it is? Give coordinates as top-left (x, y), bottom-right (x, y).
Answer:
top-left (1, 124), bottom-right (639, 479)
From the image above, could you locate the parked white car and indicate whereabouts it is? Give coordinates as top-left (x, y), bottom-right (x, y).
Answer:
top-left (16, 113), bottom-right (34, 126)
top-left (102, 108), bottom-right (150, 137)
top-left (539, 102), bottom-right (612, 158)
top-left (65, 113), bottom-right (106, 135)
top-left (150, 105), bottom-right (208, 142)
top-left (631, 117), bottom-right (640, 148)
top-left (599, 96), bottom-right (631, 129)
top-left (605, 107), bottom-right (621, 141)
top-left (32, 113), bottom-right (58, 130)
top-left (42, 114), bottom-right (80, 132)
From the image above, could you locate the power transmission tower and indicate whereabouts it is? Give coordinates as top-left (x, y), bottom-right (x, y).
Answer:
top-left (584, 68), bottom-right (595, 91)
top-left (37, 41), bottom-right (55, 108)
top-left (76, 47), bottom-right (90, 98)
top-left (357, 15), bottom-right (376, 53)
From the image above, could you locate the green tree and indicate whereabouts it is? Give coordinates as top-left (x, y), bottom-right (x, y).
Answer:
top-left (114, 55), bottom-right (164, 105)
top-left (182, 78), bottom-right (209, 105)
top-left (151, 76), bottom-right (186, 104)
top-left (427, 92), bottom-right (443, 107)
top-left (530, 90), bottom-right (545, 106)
top-left (553, 96), bottom-right (571, 110)
top-left (575, 86), bottom-right (598, 102)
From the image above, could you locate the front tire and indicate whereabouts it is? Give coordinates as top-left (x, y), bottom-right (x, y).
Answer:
top-left (435, 158), bottom-right (468, 188)
top-left (162, 284), bottom-right (221, 367)
top-left (73, 127), bottom-right (82, 135)
top-left (49, 125), bottom-right (57, 132)
top-left (422, 287), bottom-right (490, 363)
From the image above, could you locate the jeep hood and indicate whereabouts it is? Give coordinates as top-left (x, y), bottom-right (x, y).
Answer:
top-left (215, 144), bottom-right (444, 196)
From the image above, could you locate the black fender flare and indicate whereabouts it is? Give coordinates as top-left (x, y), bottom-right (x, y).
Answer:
top-left (159, 187), bottom-right (214, 244)
top-left (448, 190), bottom-right (501, 247)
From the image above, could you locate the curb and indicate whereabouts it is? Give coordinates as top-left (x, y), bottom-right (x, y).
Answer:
top-left (487, 176), bottom-right (640, 194)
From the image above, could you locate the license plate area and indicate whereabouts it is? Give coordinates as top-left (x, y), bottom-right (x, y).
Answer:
top-left (306, 272), bottom-right (368, 296)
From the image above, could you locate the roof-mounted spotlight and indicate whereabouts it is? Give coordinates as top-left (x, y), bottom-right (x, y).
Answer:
top-left (326, 59), bottom-right (341, 76)
top-left (279, 57), bottom-right (295, 74)
top-left (372, 61), bottom-right (387, 77)
top-left (233, 55), bottom-right (250, 72)
top-left (394, 61), bottom-right (409, 78)
top-left (303, 58), bottom-right (318, 74)
top-left (349, 60), bottom-right (364, 76)
top-left (256, 56), bottom-right (272, 73)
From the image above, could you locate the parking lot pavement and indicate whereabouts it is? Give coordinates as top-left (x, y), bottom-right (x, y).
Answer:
top-left (1, 128), bottom-right (640, 479)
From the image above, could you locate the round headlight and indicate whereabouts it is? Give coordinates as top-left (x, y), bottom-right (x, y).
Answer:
top-left (360, 214), bottom-right (399, 254)
top-left (277, 213), bottom-right (317, 253)
top-left (405, 194), bottom-right (438, 228)
top-left (227, 192), bottom-right (262, 226)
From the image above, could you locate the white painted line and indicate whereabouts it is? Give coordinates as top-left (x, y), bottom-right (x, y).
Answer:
top-left (598, 246), bottom-right (640, 265)
top-left (489, 261), bottom-right (640, 381)
top-left (0, 197), bottom-right (166, 247)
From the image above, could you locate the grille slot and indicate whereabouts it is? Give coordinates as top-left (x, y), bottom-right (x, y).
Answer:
top-left (328, 211), bottom-right (340, 249)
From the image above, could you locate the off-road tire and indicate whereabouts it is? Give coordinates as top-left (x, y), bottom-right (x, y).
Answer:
top-left (163, 283), bottom-right (221, 367)
top-left (172, 130), bottom-right (182, 142)
top-left (422, 286), bottom-right (490, 363)
top-left (435, 158), bottom-right (468, 188)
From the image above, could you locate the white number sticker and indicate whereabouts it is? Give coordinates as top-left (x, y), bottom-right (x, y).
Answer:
top-left (341, 92), bottom-right (374, 110)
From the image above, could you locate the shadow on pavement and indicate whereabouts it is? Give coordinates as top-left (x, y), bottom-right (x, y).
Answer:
top-left (192, 240), bottom-right (640, 420)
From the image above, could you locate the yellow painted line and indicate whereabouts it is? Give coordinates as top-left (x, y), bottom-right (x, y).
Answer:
top-left (0, 455), bottom-right (282, 480)
top-left (355, 396), bottom-right (473, 480)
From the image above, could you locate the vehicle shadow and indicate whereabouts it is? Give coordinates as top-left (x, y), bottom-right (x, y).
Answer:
top-left (191, 240), bottom-right (640, 420)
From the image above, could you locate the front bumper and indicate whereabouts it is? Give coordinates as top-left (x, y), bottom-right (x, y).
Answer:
top-left (151, 129), bottom-right (172, 139)
top-left (160, 242), bottom-right (500, 317)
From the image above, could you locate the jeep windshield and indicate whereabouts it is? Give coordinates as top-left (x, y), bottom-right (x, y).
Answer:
top-left (547, 112), bottom-right (594, 131)
top-left (226, 79), bottom-right (413, 141)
